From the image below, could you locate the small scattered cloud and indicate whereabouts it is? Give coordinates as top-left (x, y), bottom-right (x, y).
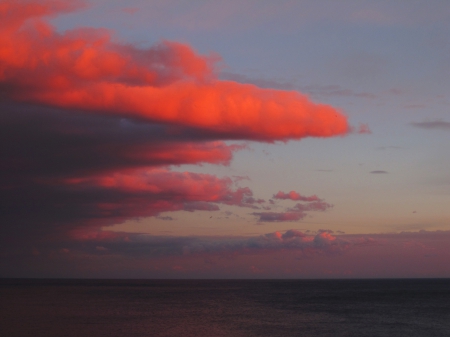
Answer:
top-left (356, 123), bottom-right (372, 134)
top-left (288, 201), bottom-right (333, 212)
top-left (122, 7), bottom-right (139, 15)
top-left (157, 216), bottom-right (174, 221)
top-left (370, 170), bottom-right (388, 174)
top-left (376, 146), bottom-right (403, 151)
top-left (232, 175), bottom-right (251, 184)
top-left (219, 72), bottom-right (297, 91)
top-left (253, 195), bottom-right (333, 222)
top-left (411, 120), bottom-right (450, 130)
top-left (348, 123), bottom-right (372, 135)
top-left (388, 88), bottom-right (403, 95)
top-left (404, 104), bottom-right (426, 109)
top-left (252, 212), bottom-right (306, 222)
top-left (273, 191), bottom-right (321, 202)
top-left (300, 84), bottom-right (377, 99)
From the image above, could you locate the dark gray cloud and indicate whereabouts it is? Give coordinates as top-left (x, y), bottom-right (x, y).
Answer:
top-left (0, 102), bottom-right (257, 247)
top-left (370, 170), bottom-right (388, 174)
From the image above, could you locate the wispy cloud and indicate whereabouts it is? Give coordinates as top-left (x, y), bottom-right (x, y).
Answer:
top-left (376, 146), bottom-right (403, 151)
top-left (411, 120), bottom-right (450, 130)
top-left (300, 84), bottom-right (377, 99)
top-left (219, 72), bottom-right (297, 91)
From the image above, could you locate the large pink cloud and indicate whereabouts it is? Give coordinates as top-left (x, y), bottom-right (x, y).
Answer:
top-left (0, 0), bottom-right (349, 142)
top-left (0, 1), bottom-right (351, 270)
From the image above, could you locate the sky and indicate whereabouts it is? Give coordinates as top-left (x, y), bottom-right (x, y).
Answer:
top-left (1, 0), bottom-right (450, 278)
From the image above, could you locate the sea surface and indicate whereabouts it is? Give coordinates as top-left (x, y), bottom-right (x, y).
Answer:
top-left (1, 279), bottom-right (450, 337)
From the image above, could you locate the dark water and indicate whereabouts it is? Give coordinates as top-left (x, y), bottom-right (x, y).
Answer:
top-left (1, 279), bottom-right (450, 337)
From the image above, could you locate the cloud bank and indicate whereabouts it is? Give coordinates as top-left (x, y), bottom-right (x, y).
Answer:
top-left (4, 229), bottom-right (450, 278)
top-left (0, 1), bottom-right (350, 269)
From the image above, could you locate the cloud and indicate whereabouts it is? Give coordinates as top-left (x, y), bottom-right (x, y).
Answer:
top-left (0, 1), bottom-right (349, 142)
top-left (5, 229), bottom-right (450, 278)
top-left (2, 166), bottom-right (268, 239)
top-left (300, 84), bottom-right (377, 99)
top-left (3, 228), bottom-right (367, 278)
top-left (355, 123), bottom-right (372, 134)
top-left (273, 191), bottom-right (321, 202)
top-left (0, 102), bottom-right (253, 240)
top-left (0, 103), bottom-right (240, 177)
top-left (348, 123), bottom-right (372, 135)
top-left (157, 216), bottom-right (174, 221)
top-left (404, 104), bottom-right (426, 109)
top-left (121, 7), bottom-right (139, 15)
top-left (219, 75), bottom-right (377, 102)
top-left (288, 201), bottom-right (333, 212)
top-left (0, 1), bottom-right (352, 261)
top-left (219, 72), bottom-right (297, 91)
top-left (256, 192), bottom-right (333, 222)
top-left (411, 120), bottom-right (450, 130)
top-left (61, 229), bottom-right (356, 257)
top-left (253, 200), bottom-right (332, 222)
top-left (252, 212), bottom-right (307, 222)
top-left (370, 170), bottom-right (388, 174)
top-left (376, 146), bottom-right (402, 151)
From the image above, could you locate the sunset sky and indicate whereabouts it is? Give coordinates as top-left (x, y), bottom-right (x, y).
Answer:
top-left (1, 0), bottom-right (450, 278)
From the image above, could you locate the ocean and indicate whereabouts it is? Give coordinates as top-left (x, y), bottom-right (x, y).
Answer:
top-left (1, 279), bottom-right (449, 336)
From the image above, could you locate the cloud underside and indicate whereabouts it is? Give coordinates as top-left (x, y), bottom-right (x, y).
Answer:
top-left (0, 1), bottom-right (349, 246)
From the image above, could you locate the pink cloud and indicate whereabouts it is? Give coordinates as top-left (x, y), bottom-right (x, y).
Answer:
top-left (0, 1), bottom-right (357, 269)
top-left (273, 191), bottom-right (321, 202)
top-left (1, 0), bottom-right (349, 142)
top-left (349, 123), bottom-right (372, 134)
